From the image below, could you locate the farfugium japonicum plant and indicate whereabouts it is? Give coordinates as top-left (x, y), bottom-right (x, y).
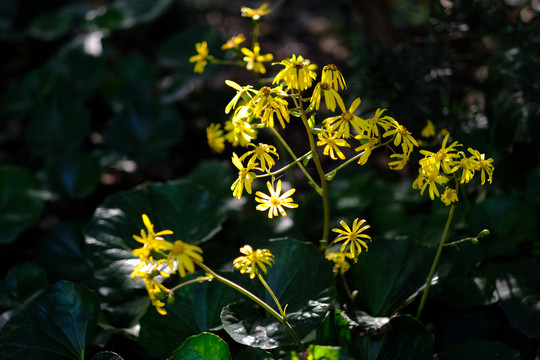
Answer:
top-left (131, 2), bottom-right (496, 352)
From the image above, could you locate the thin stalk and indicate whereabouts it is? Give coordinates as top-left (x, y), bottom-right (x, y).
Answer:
top-left (258, 273), bottom-right (285, 316)
top-left (325, 140), bottom-right (393, 179)
top-left (168, 275), bottom-right (213, 294)
top-left (269, 127), bottom-right (322, 195)
top-left (255, 151), bottom-right (312, 179)
top-left (195, 261), bottom-right (305, 351)
top-left (416, 203), bottom-right (456, 319)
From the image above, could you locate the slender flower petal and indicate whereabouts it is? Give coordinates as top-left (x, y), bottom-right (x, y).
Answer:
top-left (255, 180), bottom-right (298, 218)
top-left (233, 245), bottom-right (274, 279)
top-left (331, 218), bottom-right (372, 262)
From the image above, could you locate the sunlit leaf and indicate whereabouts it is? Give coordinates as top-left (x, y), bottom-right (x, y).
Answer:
top-left (0, 281), bottom-right (100, 360)
top-left (170, 332), bottom-right (231, 360)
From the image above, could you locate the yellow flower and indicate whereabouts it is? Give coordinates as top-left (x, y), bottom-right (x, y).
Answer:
top-left (272, 54), bottom-right (317, 90)
top-left (455, 151), bottom-right (476, 183)
top-left (331, 218), bottom-right (372, 262)
top-left (241, 142), bottom-right (279, 172)
top-left (412, 162), bottom-right (449, 200)
top-left (388, 152), bottom-right (410, 170)
top-left (233, 245), bottom-right (274, 279)
top-left (241, 3), bottom-right (272, 20)
top-left (188, 41), bottom-right (209, 73)
top-left (142, 272), bottom-right (170, 315)
top-left (323, 97), bottom-right (364, 138)
top-left (421, 120), bottom-right (436, 138)
top-left (206, 123), bottom-right (225, 153)
top-left (354, 135), bottom-right (379, 165)
top-left (231, 152), bottom-right (257, 199)
top-left (225, 80), bottom-right (256, 114)
top-left (325, 252), bottom-right (354, 275)
top-left (249, 86), bottom-right (290, 128)
top-left (383, 123), bottom-right (419, 155)
top-left (132, 214), bottom-right (174, 263)
top-left (166, 240), bottom-right (203, 278)
top-left (310, 81), bottom-right (344, 112)
top-left (241, 42), bottom-right (274, 74)
top-left (468, 148), bottom-right (494, 185)
top-left (222, 33), bottom-right (246, 50)
top-left (419, 133), bottom-right (462, 174)
top-left (321, 64), bottom-right (346, 91)
top-left (317, 123), bottom-right (350, 160)
top-left (255, 180), bottom-right (298, 218)
top-left (364, 108), bottom-right (395, 138)
top-left (225, 107), bottom-right (257, 147)
top-left (441, 187), bottom-right (458, 206)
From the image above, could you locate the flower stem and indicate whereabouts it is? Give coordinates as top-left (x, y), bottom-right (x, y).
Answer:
top-left (416, 203), bottom-right (456, 319)
top-left (195, 261), bottom-right (305, 351)
top-left (258, 273), bottom-right (285, 316)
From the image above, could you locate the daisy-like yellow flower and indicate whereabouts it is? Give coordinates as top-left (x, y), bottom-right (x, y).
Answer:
top-left (137, 270), bottom-right (171, 315)
top-left (317, 123), bottom-right (350, 160)
top-left (241, 142), bottom-right (279, 172)
top-left (189, 41), bottom-right (209, 73)
top-left (241, 42), bottom-right (274, 74)
top-left (441, 187), bottom-right (458, 206)
top-left (132, 214), bottom-right (174, 263)
top-left (231, 152), bottom-right (257, 199)
top-left (310, 81), bottom-right (345, 112)
top-left (331, 218), bottom-right (372, 262)
top-left (166, 240), bottom-right (203, 278)
top-left (272, 54), bottom-right (317, 90)
top-left (249, 86), bottom-right (290, 128)
top-left (364, 108), bottom-right (395, 138)
top-left (241, 3), bottom-right (272, 20)
top-left (468, 148), bottom-right (494, 185)
top-left (325, 252), bottom-right (354, 275)
top-left (233, 245), bottom-right (274, 279)
top-left (255, 180), bottom-right (298, 218)
top-left (323, 97), bottom-right (364, 138)
top-left (421, 120), bottom-right (436, 138)
top-left (354, 135), bottom-right (379, 165)
top-left (388, 152), bottom-right (410, 170)
top-left (419, 133), bottom-right (462, 174)
top-left (225, 107), bottom-right (257, 147)
top-left (206, 123), bottom-right (225, 153)
top-left (321, 64), bottom-right (346, 91)
top-left (455, 151), bottom-right (476, 184)
top-left (225, 80), bottom-right (256, 114)
top-left (412, 162), bottom-right (449, 200)
top-left (222, 33), bottom-right (246, 50)
top-left (383, 123), bottom-right (419, 155)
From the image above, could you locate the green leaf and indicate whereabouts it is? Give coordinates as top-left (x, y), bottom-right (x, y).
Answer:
top-left (346, 237), bottom-right (433, 316)
top-left (186, 160), bottom-right (234, 200)
top-left (170, 332), bottom-right (231, 360)
top-left (0, 281), bottom-right (100, 360)
top-left (316, 309), bottom-right (352, 351)
top-left (90, 351), bottom-right (124, 360)
top-left (434, 340), bottom-right (521, 360)
top-left (45, 152), bottom-right (101, 198)
top-left (26, 12), bottom-right (71, 41)
top-left (221, 238), bottom-right (335, 349)
top-left (282, 345), bottom-right (345, 360)
top-left (4, 262), bottom-right (48, 303)
top-left (104, 100), bottom-right (184, 162)
top-left (138, 274), bottom-right (238, 359)
top-left (350, 315), bottom-right (434, 360)
top-left (0, 165), bottom-right (45, 244)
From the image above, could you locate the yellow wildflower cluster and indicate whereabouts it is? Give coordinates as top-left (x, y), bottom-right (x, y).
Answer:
top-left (233, 244), bottom-right (275, 279)
top-left (130, 214), bottom-right (203, 315)
top-left (413, 133), bottom-right (495, 205)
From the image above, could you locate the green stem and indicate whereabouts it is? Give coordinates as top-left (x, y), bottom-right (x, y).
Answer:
top-left (258, 273), bottom-right (285, 316)
top-left (416, 203), bottom-right (456, 319)
top-left (195, 262), bottom-right (305, 351)
top-left (325, 140), bottom-right (393, 179)
top-left (168, 275), bottom-right (213, 294)
top-left (269, 127), bottom-right (322, 195)
top-left (255, 151), bottom-right (312, 179)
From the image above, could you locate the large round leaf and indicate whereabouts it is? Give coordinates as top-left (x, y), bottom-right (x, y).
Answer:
top-left (170, 332), bottom-right (232, 360)
top-left (45, 152), bottom-right (101, 198)
top-left (138, 273), bottom-right (239, 359)
top-left (0, 166), bottom-right (45, 244)
top-left (221, 238), bottom-right (336, 349)
top-left (346, 236), bottom-right (433, 316)
top-left (0, 281), bottom-right (100, 360)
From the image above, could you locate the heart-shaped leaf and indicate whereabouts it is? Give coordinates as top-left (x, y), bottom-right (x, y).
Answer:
top-left (0, 281), bottom-right (100, 360)
top-left (170, 332), bottom-right (231, 360)
top-left (138, 273), bottom-right (239, 359)
top-left (346, 236), bottom-right (433, 316)
top-left (221, 238), bottom-right (335, 349)
top-left (0, 166), bottom-right (45, 244)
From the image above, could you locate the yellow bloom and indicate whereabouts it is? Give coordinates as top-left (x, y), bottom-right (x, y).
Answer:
top-left (166, 240), bottom-right (203, 278)
top-left (225, 80), bottom-right (256, 114)
top-left (233, 245), bottom-right (274, 279)
top-left (206, 123), bottom-right (225, 153)
top-left (383, 123), bottom-right (419, 155)
top-left (468, 148), bottom-right (494, 185)
top-left (222, 33), bottom-right (246, 50)
top-left (231, 152), bottom-right (257, 199)
top-left (455, 151), bottom-right (476, 183)
top-left (325, 252), bottom-right (354, 275)
top-left (412, 162), bottom-right (449, 200)
top-left (188, 41), bottom-right (209, 73)
top-left (310, 81), bottom-right (344, 112)
top-left (241, 3), bottom-right (272, 20)
top-left (419, 133), bottom-right (462, 174)
top-left (241, 142), bottom-right (279, 172)
top-left (255, 180), bottom-right (298, 218)
top-left (249, 86), bottom-right (290, 128)
top-left (388, 152), bottom-right (410, 170)
top-left (441, 187), bottom-right (458, 206)
top-left (241, 42), bottom-right (274, 74)
top-left (272, 54), bottom-right (317, 90)
top-left (321, 64), bottom-right (346, 91)
top-left (331, 218), bottom-right (372, 262)
top-left (354, 135), bottom-right (379, 165)
top-left (421, 120), bottom-right (436, 138)
top-left (141, 272), bottom-right (170, 315)
top-left (132, 214), bottom-right (173, 263)
top-left (364, 108), bottom-right (395, 138)
top-left (317, 123), bottom-right (350, 160)
top-left (323, 97), bottom-right (364, 138)
top-left (225, 107), bottom-right (257, 147)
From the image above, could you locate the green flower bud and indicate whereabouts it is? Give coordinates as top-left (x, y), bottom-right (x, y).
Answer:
top-left (477, 229), bottom-right (490, 238)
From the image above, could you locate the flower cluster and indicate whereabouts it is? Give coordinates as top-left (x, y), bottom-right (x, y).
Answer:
top-left (130, 214), bottom-right (203, 314)
top-left (413, 133), bottom-right (495, 205)
top-left (233, 244), bottom-right (275, 279)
